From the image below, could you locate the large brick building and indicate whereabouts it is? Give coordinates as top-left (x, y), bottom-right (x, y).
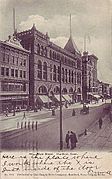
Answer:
top-left (82, 51), bottom-right (98, 102)
top-left (0, 35), bottom-right (29, 112)
top-left (17, 24), bottom-right (82, 108)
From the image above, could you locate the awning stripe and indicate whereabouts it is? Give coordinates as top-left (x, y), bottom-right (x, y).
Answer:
top-left (38, 95), bottom-right (52, 103)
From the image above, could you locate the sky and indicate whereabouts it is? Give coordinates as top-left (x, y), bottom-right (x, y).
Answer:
top-left (0, 0), bottom-right (112, 84)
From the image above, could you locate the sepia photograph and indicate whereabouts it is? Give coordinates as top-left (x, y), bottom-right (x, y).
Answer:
top-left (0, 0), bottom-right (112, 179)
top-left (0, 0), bottom-right (112, 178)
top-left (0, 0), bottom-right (112, 152)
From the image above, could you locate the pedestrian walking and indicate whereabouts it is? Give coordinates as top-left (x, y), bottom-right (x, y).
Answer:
top-left (65, 131), bottom-right (70, 148)
top-left (5, 111), bottom-right (8, 117)
top-left (32, 121), bottom-right (34, 130)
top-left (70, 131), bottom-right (78, 149)
top-left (28, 121), bottom-right (30, 130)
top-left (72, 109), bottom-right (76, 116)
top-left (5, 108), bottom-right (8, 117)
top-left (13, 109), bottom-right (15, 116)
top-left (24, 121), bottom-right (27, 129)
top-left (52, 109), bottom-right (55, 116)
top-left (35, 121), bottom-right (38, 130)
top-left (99, 117), bottom-right (103, 129)
top-left (21, 121), bottom-right (23, 129)
top-left (22, 112), bottom-right (26, 120)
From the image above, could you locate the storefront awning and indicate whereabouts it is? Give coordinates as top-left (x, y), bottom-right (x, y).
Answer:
top-left (54, 95), bottom-right (65, 102)
top-left (38, 95), bottom-right (52, 103)
top-left (88, 92), bottom-right (94, 96)
top-left (93, 94), bottom-right (101, 99)
top-left (63, 94), bottom-right (72, 102)
top-left (0, 96), bottom-right (28, 100)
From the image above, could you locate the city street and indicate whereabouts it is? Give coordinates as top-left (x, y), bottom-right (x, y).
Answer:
top-left (1, 100), bottom-right (111, 151)
top-left (0, 99), bottom-right (110, 132)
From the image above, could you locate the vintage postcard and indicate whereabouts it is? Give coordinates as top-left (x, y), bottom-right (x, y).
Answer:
top-left (0, 0), bottom-right (112, 178)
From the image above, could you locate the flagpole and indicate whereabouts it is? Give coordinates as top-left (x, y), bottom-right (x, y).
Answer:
top-left (13, 8), bottom-right (16, 34)
top-left (84, 34), bottom-right (86, 52)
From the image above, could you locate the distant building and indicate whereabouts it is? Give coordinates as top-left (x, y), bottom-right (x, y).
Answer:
top-left (0, 35), bottom-right (29, 112)
top-left (17, 24), bottom-right (82, 108)
top-left (102, 82), bottom-right (110, 98)
top-left (97, 80), bottom-right (103, 96)
top-left (109, 86), bottom-right (112, 98)
top-left (97, 80), bottom-right (111, 99)
top-left (82, 51), bottom-right (98, 102)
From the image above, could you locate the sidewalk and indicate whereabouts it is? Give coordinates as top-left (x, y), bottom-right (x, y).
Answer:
top-left (76, 113), bottom-right (112, 151)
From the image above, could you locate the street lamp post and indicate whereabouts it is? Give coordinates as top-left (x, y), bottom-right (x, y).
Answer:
top-left (82, 51), bottom-right (88, 103)
top-left (59, 59), bottom-right (63, 150)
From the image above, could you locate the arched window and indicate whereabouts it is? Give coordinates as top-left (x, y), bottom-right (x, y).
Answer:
top-left (57, 66), bottom-right (60, 82)
top-left (69, 87), bottom-right (73, 93)
top-left (65, 69), bottom-right (67, 83)
top-left (37, 44), bottom-right (40, 54)
top-left (69, 70), bottom-right (71, 83)
top-left (62, 88), bottom-right (67, 94)
top-left (55, 86), bottom-right (60, 94)
top-left (43, 62), bottom-right (47, 80)
top-left (41, 46), bottom-right (44, 56)
top-left (77, 60), bottom-right (81, 69)
top-left (74, 71), bottom-right (77, 85)
top-left (50, 50), bottom-right (52, 59)
top-left (57, 53), bottom-right (60, 61)
top-left (38, 85), bottom-right (47, 94)
top-left (53, 51), bottom-right (55, 59)
top-left (62, 67), bottom-right (64, 83)
top-left (61, 56), bottom-right (64, 63)
top-left (37, 60), bottom-right (42, 79)
top-left (50, 64), bottom-right (52, 81)
top-left (45, 47), bottom-right (47, 57)
top-left (77, 72), bottom-right (81, 84)
top-left (54, 52), bottom-right (57, 59)
top-left (72, 71), bottom-right (74, 83)
top-left (77, 88), bottom-right (81, 94)
top-left (53, 65), bottom-right (56, 81)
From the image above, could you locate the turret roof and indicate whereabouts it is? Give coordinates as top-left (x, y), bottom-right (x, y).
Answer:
top-left (64, 36), bottom-right (80, 54)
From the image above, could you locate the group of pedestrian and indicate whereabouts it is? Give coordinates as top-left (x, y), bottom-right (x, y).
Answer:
top-left (65, 131), bottom-right (78, 149)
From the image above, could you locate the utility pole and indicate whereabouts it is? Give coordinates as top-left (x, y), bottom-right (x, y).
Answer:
top-left (59, 59), bottom-right (63, 150)
top-left (84, 34), bottom-right (86, 52)
top-left (13, 8), bottom-right (16, 34)
top-left (70, 14), bottom-right (72, 37)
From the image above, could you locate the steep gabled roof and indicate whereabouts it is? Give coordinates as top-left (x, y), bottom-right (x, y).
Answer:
top-left (64, 36), bottom-right (80, 54)
top-left (4, 35), bottom-right (29, 52)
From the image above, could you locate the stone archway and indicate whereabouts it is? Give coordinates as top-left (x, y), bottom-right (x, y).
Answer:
top-left (69, 87), bottom-right (73, 93)
top-left (54, 86), bottom-right (60, 94)
top-left (38, 85), bottom-right (48, 94)
top-left (62, 88), bottom-right (67, 94)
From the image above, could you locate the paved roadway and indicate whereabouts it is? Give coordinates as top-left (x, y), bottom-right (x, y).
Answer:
top-left (0, 99), bottom-right (110, 132)
top-left (1, 100), bottom-right (111, 151)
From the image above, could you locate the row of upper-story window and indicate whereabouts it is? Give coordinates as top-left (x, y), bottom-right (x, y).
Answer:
top-left (37, 60), bottom-right (81, 84)
top-left (0, 46), bottom-right (28, 57)
top-left (1, 82), bottom-right (26, 92)
top-left (0, 53), bottom-right (27, 67)
top-left (1, 67), bottom-right (26, 79)
top-left (34, 43), bottom-right (82, 70)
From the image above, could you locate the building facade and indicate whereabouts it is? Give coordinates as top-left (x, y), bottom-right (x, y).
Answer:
top-left (17, 24), bottom-right (82, 108)
top-left (82, 51), bottom-right (98, 102)
top-left (0, 35), bottom-right (29, 112)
